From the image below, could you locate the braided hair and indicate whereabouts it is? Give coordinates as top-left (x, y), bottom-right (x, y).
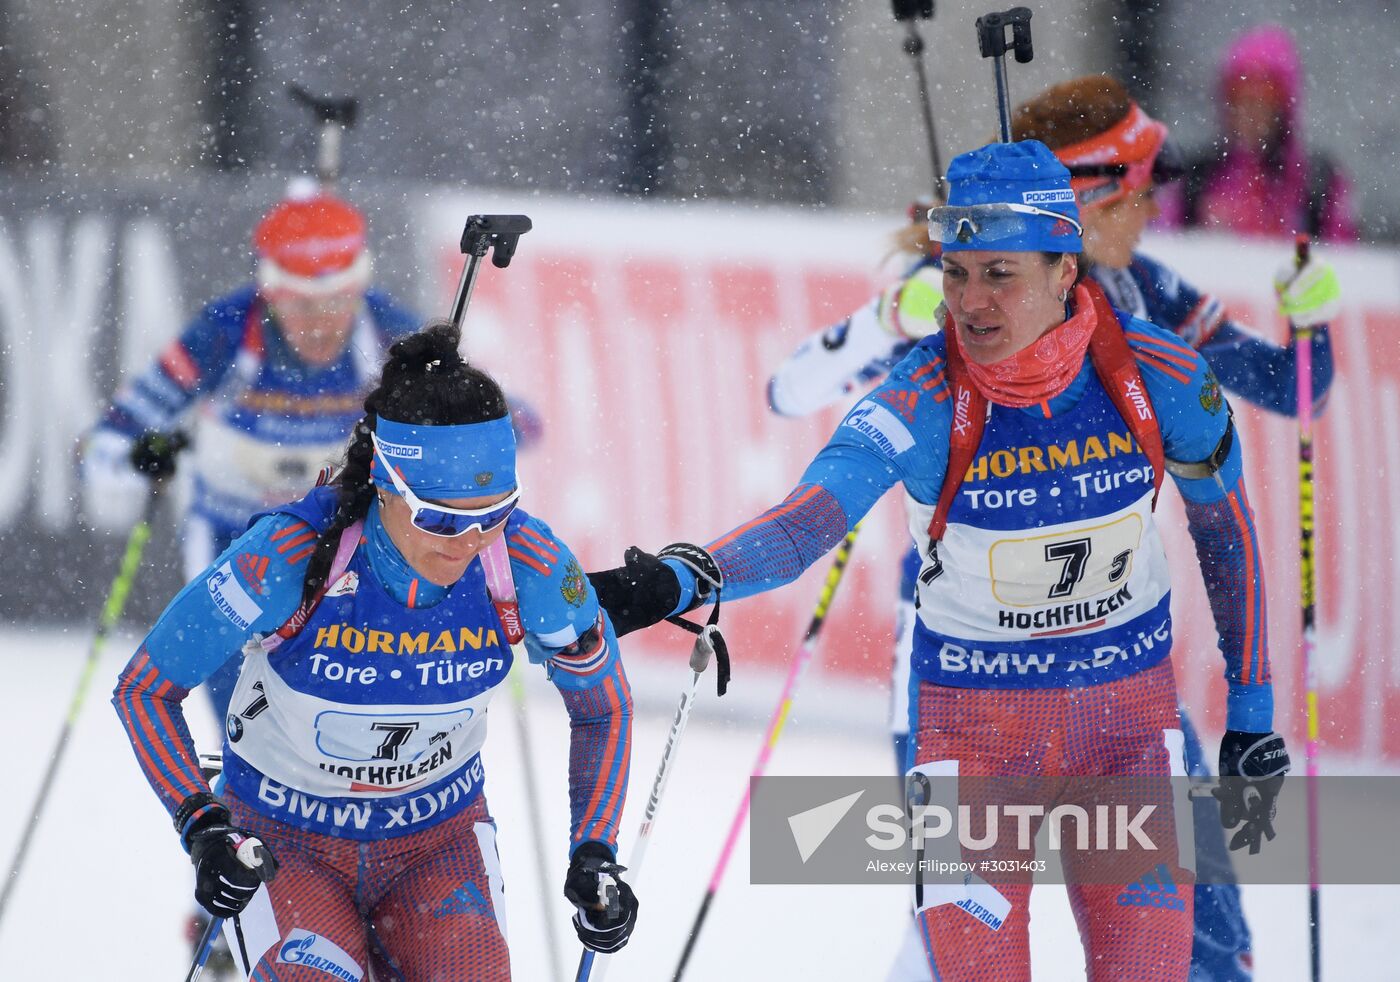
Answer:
top-left (299, 320), bottom-right (509, 607)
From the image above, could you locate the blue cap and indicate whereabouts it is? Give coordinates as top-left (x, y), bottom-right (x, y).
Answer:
top-left (371, 416), bottom-right (518, 499)
top-left (942, 140), bottom-right (1083, 254)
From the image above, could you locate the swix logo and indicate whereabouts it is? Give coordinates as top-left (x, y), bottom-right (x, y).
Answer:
top-left (879, 388), bottom-right (919, 424)
top-left (952, 386), bottom-right (974, 437)
top-left (1123, 378), bottom-right (1152, 421)
top-left (236, 553), bottom-right (270, 596)
top-left (496, 601), bottom-right (524, 644)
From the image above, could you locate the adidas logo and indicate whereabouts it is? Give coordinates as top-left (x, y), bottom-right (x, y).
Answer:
top-left (236, 553), bottom-right (270, 595)
top-left (433, 883), bottom-right (491, 920)
top-left (879, 388), bottom-right (920, 423)
top-left (1116, 863), bottom-right (1187, 911)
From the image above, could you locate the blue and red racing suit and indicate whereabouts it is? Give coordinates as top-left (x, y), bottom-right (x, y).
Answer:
top-left (113, 487), bottom-right (630, 980)
top-left (675, 293), bottom-right (1271, 981)
top-left (768, 251), bottom-right (1325, 981)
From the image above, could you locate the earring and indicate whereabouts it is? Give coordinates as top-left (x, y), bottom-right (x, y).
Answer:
top-left (1060, 289), bottom-right (1069, 302)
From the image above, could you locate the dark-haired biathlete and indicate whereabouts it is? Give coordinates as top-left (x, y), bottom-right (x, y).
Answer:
top-left (114, 323), bottom-right (635, 981)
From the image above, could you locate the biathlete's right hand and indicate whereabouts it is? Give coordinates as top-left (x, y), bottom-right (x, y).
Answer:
top-left (181, 799), bottom-right (278, 918)
top-left (130, 429), bottom-right (189, 479)
top-left (588, 543), bottom-right (722, 637)
top-left (1274, 253), bottom-right (1341, 329)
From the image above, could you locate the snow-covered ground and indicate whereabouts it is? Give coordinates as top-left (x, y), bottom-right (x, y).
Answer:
top-left (0, 628), bottom-right (1392, 980)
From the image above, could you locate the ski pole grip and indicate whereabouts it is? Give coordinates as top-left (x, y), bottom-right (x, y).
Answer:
top-left (288, 84), bottom-right (359, 128)
top-left (892, 0), bottom-right (934, 20)
top-left (976, 7), bottom-right (1034, 62)
top-left (1295, 232), bottom-right (1310, 268)
top-left (460, 214), bottom-right (533, 268)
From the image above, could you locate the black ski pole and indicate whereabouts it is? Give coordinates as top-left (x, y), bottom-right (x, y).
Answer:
top-left (891, 0), bottom-right (946, 203)
top-left (974, 7), bottom-right (1034, 143)
top-left (0, 441), bottom-right (181, 930)
top-left (449, 214), bottom-right (533, 330)
top-left (288, 84), bottom-right (358, 187)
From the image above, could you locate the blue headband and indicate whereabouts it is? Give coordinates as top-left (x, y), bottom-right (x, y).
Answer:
top-left (941, 140), bottom-right (1083, 254)
top-left (370, 416), bottom-right (517, 498)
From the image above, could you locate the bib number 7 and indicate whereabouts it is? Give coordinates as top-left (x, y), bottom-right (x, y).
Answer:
top-left (989, 513), bottom-right (1142, 607)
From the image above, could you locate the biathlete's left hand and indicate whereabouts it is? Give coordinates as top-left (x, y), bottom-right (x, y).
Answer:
top-left (564, 842), bottom-right (639, 953)
top-left (1214, 730), bottom-right (1291, 855)
top-left (588, 543), bottom-right (721, 637)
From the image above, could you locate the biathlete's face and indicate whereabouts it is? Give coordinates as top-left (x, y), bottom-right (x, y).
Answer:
top-left (377, 488), bottom-right (513, 587)
top-left (1081, 184), bottom-right (1160, 270)
top-left (941, 250), bottom-right (1078, 365)
top-left (268, 289), bottom-right (362, 367)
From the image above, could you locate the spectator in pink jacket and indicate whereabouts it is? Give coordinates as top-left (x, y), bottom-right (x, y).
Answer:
top-left (1159, 23), bottom-right (1359, 242)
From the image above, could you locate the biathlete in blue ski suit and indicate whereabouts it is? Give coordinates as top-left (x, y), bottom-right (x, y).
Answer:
top-left (766, 77), bottom-right (1338, 982)
top-left (82, 192), bottom-right (543, 727)
top-left (83, 193), bottom-right (418, 721)
top-left (113, 324), bottom-right (637, 980)
top-left (591, 141), bottom-right (1291, 982)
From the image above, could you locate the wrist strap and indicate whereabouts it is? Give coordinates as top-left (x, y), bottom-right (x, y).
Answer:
top-left (658, 542), bottom-right (722, 608)
top-left (174, 792), bottom-right (228, 845)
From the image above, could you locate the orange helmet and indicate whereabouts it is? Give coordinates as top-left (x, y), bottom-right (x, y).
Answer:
top-left (254, 192), bottom-right (371, 295)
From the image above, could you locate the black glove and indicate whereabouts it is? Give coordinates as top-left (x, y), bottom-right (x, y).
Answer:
top-left (588, 543), bottom-right (720, 638)
top-left (563, 842), bottom-right (638, 954)
top-left (130, 429), bottom-right (189, 479)
top-left (1214, 730), bottom-right (1290, 855)
top-left (183, 802), bottom-right (278, 918)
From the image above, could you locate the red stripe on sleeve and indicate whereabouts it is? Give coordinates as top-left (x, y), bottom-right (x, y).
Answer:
top-left (1225, 489), bottom-right (1260, 685)
top-left (508, 548), bottom-right (551, 576)
top-left (271, 521), bottom-right (310, 542)
top-left (1133, 352), bottom-right (1192, 386)
top-left (708, 485), bottom-right (822, 553)
top-left (517, 525), bottom-right (561, 560)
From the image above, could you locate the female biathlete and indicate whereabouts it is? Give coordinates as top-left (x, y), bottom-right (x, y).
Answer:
top-left (591, 141), bottom-right (1289, 981)
top-left (767, 76), bottom-right (1336, 981)
top-left (113, 323), bottom-right (637, 980)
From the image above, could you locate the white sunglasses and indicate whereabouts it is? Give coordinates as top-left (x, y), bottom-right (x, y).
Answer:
top-left (371, 432), bottom-right (521, 538)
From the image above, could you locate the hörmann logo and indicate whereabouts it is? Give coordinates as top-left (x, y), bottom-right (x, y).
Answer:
top-left (312, 623), bottom-right (501, 655)
top-left (964, 430), bottom-right (1141, 481)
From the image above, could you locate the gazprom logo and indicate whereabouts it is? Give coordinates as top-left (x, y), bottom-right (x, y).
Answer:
top-left (1022, 188), bottom-right (1075, 205)
top-left (277, 930), bottom-right (363, 981)
top-left (376, 439), bottom-right (423, 459)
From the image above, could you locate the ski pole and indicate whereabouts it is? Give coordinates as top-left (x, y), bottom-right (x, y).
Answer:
top-left (288, 84), bottom-right (358, 188)
top-left (509, 662), bottom-right (566, 982)
top-left (891, 0), bottom-right (946, 203)
top-left (0, 476), bottom-right (168, 930)
top-left (575, 622), bottom-right (723, 982)
top-left (672, 524), bottom-right (862, 982)
top-left (975, 7), bottom-right (1034, 143)
top-left (1291, 232), bottom-right (1322, 982)
top-left (183, 915), bottom-right (222, 982)
top-left (450, 214), bottom-right (533, 330)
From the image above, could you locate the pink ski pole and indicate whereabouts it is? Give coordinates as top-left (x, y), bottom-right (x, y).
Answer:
top-left (671, 524), bottom-right (862, 981)
top-left (1291, 233), bottom-right (1322, 980)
